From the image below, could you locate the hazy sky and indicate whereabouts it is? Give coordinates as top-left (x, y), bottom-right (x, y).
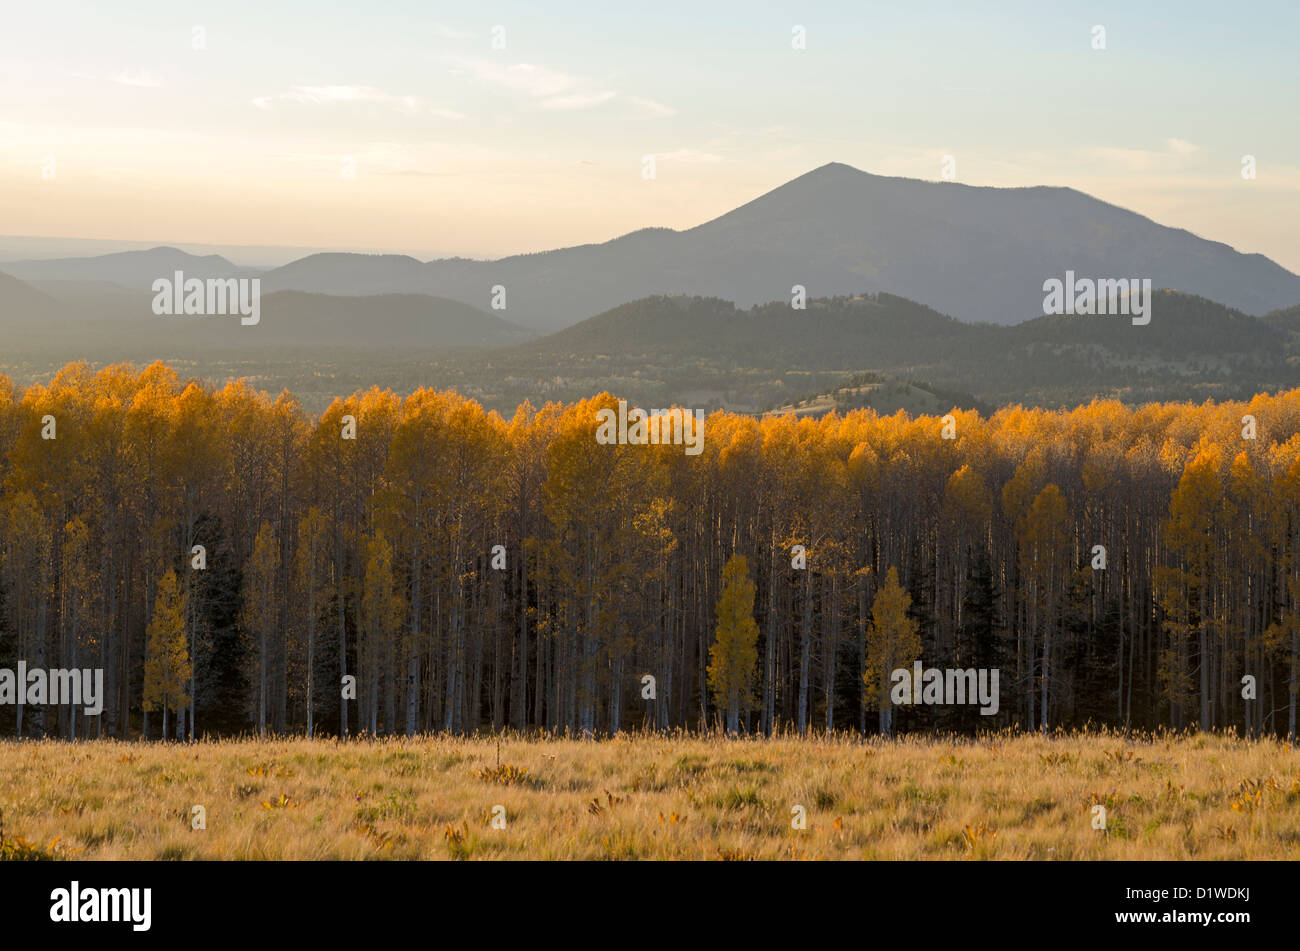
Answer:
top-left (3, 0), bottom-right (1297, 269)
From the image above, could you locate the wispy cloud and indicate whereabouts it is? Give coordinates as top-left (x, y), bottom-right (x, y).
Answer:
top-left (112, 70), bottom-right (162, 88)
top-left (279, 85), bottom-right (419, 109)
top-left (252, 85), bottom-right (462, 118)
top-left (1089, 139), bottom-right (1202, 172)
top-left (456, 58), bottom-right (674, 116)
top-left (538, 90), bottom-right (618, 111)
top-left (627, 97), bottom-right (677, 118)
top-left (461, 61), bottom-right (586, 100)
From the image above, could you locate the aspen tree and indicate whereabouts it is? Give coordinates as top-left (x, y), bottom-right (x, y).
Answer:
top-left (143, 568), bottom-right (191, 740)
top-left (863, 567), bottom-right (920, 736)
top-left (707, 554), bottom-right (759, 734)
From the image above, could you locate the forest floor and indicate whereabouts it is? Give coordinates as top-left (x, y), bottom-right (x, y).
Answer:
top-left (0, 729), bottom-right (1296, 860)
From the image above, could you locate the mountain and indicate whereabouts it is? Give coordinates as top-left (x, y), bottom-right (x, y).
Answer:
top-left (0, 271), bottom-right (64, 322)
top-left (252, 163), bottom-right (1300, 330)
top-left (0, 246), bottom-right (255, 289)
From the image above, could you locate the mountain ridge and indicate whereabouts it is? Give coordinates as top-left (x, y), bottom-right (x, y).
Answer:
top-left (265, 162), bottom-right (1300, 328)
top-left (5, 164), bottom-right (1299, 331)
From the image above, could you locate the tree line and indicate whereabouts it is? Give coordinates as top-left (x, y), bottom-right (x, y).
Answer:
top-left (1, 361), bottom-right (1299, 740)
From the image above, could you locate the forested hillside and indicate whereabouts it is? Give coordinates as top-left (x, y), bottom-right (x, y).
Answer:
top-left (3, 362), bottom-right (1300, 740)
top-left (488, 290), bottom-right (1298, 411)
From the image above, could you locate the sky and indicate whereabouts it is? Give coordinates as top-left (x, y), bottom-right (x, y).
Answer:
top-left (2, 0), bottom-right (1297, 269)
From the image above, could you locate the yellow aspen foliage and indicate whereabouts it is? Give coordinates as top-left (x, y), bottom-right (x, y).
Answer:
top-left (863, 567), bottom-right (921, 709)
top-left (143, 568), bottom-right (191, 732)
top-left (707, 554), bottom-right (759, 733)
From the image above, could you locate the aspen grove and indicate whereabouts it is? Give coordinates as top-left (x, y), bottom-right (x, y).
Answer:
top-left (2, 361), bottom-right (1300, 741)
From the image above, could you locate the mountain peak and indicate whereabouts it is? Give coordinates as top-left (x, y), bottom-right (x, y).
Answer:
top-left (793, 161), bottom-right (876, 184)
top-left (811, 160), bottom-right (864, 174)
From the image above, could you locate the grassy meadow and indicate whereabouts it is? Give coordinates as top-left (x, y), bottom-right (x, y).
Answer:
top-left (1, 729), bottom-right (1298, 860)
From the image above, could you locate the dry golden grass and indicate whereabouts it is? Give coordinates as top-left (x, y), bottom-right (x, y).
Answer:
top-left (2, 727), bottom-right (1299, 860)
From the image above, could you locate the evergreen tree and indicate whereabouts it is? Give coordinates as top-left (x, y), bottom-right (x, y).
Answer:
top-left (954, 546), bottom-right (1005, 731)
top-left (192, 514), bottom-right (247, 736)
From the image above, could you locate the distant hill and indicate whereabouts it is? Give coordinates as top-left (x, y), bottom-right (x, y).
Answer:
top-left (1263, 302), bottom-right (1300, 329)
top-left (264, 253), bottom-right (428, 295)
top-left (469, 289), bottom-right (1300, 411)
top-left (0, 246), bottom-right (255, 289)
top-left (0, 271), bottom-right (63, 322)
top-left (510, 288), bottom-right (1283, 365)
top-left (764, 373), bottom-right (992, 419)
top-left (3, 259), bottom-right (1297, 414)
top-left (0, 278), bottom-right (529, 351)
top-left (517, 292), bottom-right (969, 365)
top-left (247, 162), bottom-right (1300, 330)
top-left (209, 290), bottom-right (532, 349)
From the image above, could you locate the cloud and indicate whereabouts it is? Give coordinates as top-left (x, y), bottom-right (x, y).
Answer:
top-left (1089, 139), bottom-right (1202, 172)
top-left (457, 59), bottom-right (673, 117)
top-left (252, 85), bottom-right (462, 118)
top-left (627, 97), bottom-right (677, 118)
top-left (112, 70), bottom-right (161, 88)
top-left (280, 85), bottom-right (420, 109)
top-left (462, 61), bottom-right (585, 99)
top-left (538, 90), bottom-right (618, 111)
